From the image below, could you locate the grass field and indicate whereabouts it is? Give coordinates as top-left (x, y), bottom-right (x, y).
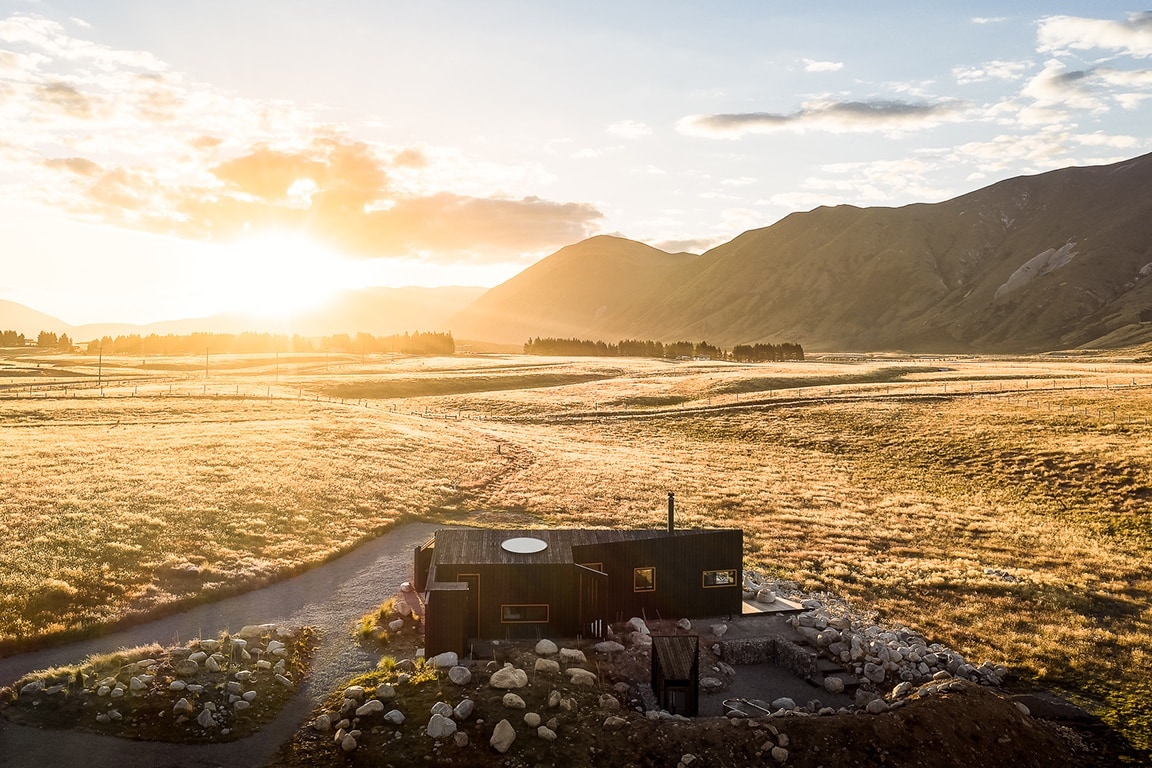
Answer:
top-left (2, 349), bottom-right (1151, 751)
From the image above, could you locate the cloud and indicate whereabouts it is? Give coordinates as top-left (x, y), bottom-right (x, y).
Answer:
top-left (972, 17), bottom-right (1008, 25)
top-left (803, 59), bottom-right (843, 73)
top-left (953, 59), bottom-right (1030, 85)
top-left (647, 236), bottom-right (722, 254)
top-left (677, 99), bottom-right (966, 138)
top-left (0, 12), bottom-right (605, 261)
top-left (606, 119), bottom-right (652, 139)
top-left (1038, 12), bottom-right (1152, 58)
top-left (1017, 58), bottom-right (1152, 120)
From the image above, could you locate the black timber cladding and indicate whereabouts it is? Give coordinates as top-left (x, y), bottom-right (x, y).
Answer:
top-left (421, 527), bottom-right (742, 655)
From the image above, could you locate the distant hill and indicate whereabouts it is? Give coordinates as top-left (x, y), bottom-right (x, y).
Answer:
top-left (449, 235), bottom-right (699, 344)
top-left (452, 153), bottom-right (1152, 353)
top-left (2, 286), bottom-right (486, 343)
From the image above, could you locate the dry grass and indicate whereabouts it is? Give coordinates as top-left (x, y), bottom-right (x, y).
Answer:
top-left (3, 351), bottom-right (1152, 751)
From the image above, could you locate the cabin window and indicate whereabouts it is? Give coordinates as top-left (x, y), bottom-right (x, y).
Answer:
top-left (634, 567), bottom-right (656, 592)
top-left (702, 569), bottom-right (738, 588)
top-left (501, 604), bottom-right (550, 623)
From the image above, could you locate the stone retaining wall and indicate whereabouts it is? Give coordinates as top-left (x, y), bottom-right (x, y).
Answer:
top-left (716, 635), bottom-right (816, 681)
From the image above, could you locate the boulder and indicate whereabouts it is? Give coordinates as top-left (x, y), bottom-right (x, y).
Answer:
top-left (388, 619), bottom-right (405, 633)
top-left (430, 701), bottom-right (454, 718)
top-left (547, 690), bottom-right (562, 708)
top-left (188, 651), bottom-right (208, 664)
top-left (770, 697), bottom-right (796, 711)
top-left (431, 651), bottom-right (458, 669)
top-left (534, 658), bottom-right (560, 675)
top-left (173, 698), bottom-right (195, 716)
top-left (537, 725), bottom-right (557, 741)
top-left (676, 618), bottom-right (692, 631)
top-left (448, 666), bottom-right (472, 685)
top-left (603, 715), bottom-right (628, 729)
top-left (169, 680), bottom-right (187, 691)
top-left (205, 656), bottom-right (221, 673)
top-left (593, 640), bottom-right (625, 654)
top-left (356, 699), bottom-right (385, 717)
top-left (489, 665), bottom-right (529, 689)
top-left (129, 676), bottom-right (147, 692)
top-left (710, 624), bottom-right (728, 638)
top-left (567, 668), bottom-right (597, 686)
top-left (196, 708), bottom-right (217, 728)
top-left (824, 677), bottom-right (846, 694)
top-left (502, 693), bottom-right (526, 709)
top-left (376, 683), bottom-right (396, 699)
top-left (384, 709), bottom-right (405, 725)
top-left (234, 700), bottom-right (251, 710)
top-left (524, 712), bottom-right (541, 727)
top-left (626, 617), bottom-right (650, 635)
top-left (771, 746), bottom-right (789, 763)
top-left (866, 699), bottom-right (889, 714)
top-left (558, 648), bottom-right (586, 664)
top-left (490, 718), bottom-right (516, 753)
top-left (313, 714), bottom-right (332, 732)
top-left (535, 638), bottom-right (559, 656)
top-left (756, 588), bottom-right (777, 604)
top-left (340, 733), bottom-right (357, 752)
top-left (344, 685), bottom-right (366, 701)
top-left (454, 698), bottom-right (475, 720)
top-left (275, 674), bottom-right (293, 687)
top-left (863, 663), bottom-right (887, 684)
top-left (599, 694), bottom-right (620, 710)
top-left (453, 731), bottom-right (469, 747)
top-left (699, 677), bottom-right (724, 692)
top-left (173, 660), bottom-right (200, 678)
top-left (427, 713), bottom-right (457, 739)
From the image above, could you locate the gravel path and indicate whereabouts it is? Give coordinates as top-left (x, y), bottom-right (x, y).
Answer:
top-left (0, 521), bottom-right (441, 768)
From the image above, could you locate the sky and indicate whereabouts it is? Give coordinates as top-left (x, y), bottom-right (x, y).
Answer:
top-left (2, 1), bottom-right (1151, 325)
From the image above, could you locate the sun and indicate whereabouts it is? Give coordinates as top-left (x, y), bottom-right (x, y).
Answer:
top-left (217, 232), bottom-right (350, 317)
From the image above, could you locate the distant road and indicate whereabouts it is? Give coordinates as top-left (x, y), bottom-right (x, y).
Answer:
top-left (0, 521), bottom-right (441, 768)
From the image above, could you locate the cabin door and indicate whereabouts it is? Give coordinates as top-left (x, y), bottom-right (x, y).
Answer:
top-left (460, 573), bottom-right (480, 639)
top-left (576, 565), bottom-right (607, 640)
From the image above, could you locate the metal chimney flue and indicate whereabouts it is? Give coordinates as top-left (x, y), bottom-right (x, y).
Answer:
top-left (667, 492), bottom-right (675, 533)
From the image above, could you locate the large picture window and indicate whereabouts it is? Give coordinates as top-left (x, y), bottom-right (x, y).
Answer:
top-left (702, 569), bottom-right (738, 588)
top-left (634, 567), bottom-right (656, 592)
top-left (500, 604), bottom-right (549, 623)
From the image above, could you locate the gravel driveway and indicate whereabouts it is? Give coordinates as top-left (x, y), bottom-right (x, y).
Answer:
top-left (0, 521), bottom-right (441, 768)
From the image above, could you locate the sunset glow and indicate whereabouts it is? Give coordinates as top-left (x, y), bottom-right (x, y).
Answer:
top-left (1, 2), bottom-right (1150, 325)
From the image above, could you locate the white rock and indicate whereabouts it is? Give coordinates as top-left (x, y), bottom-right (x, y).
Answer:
top-left (110, 688), bottom-right (124, 699)
top-left (341, 733), bottom-right (358, 752)
top-left (524, 711), bottom-right (541, 727)
top-left (234, 700), bottom-right (250, 710)
top-left (205, 656), bottom-right (221, 673)
top-left (558, 648), bottom-right (586, 664)
top-left (234, 670), bottom-right (252, 681)
top-left (188, 652), bottom-right (208, 664)
top-left (537, 725), bottom-right (557, 741)
top-left (266, 640), bottom-right (286, 655)
top-left (676, 618), bottom-right (692, 631)
top-left (186, 684), bottom-right (203, 693)
top-left (490, 718), bottom-right (516, 753)
top-left (626, 617), bottom-right (650, 635)
top-left (169, 680), bottom-right (187, 691)
top-left (344, 685), bottom-right (366, 701)
top-left (603, 715), bottom-right (627, 729)
top-left (376, 683), bottom-right (396, 699)
top-left (173, 698), bottom-right (195, 716)
top-left (275, 674), bottom-right (293, 687)
top-left (756, 588), bottom-right (777, 604)
top-left (454, 698), bottom-right (475, 720)
top-left (593, 640), bottom-right (625, 654)
top-left (356, 699), bottom-right (385, 717)
top-left (535, 638), bottom-right (558, 656)
top-left (770, 697), bottom-right (796, 710)
top-left (427, 713), bottom-right (457, 739)
top-left (388, 619), bottom-right (405, 632)
top-left (489, 665), bottom-right (528, 689)
top-left (197, 708), bottom-right (217, 728)
top-left (824, 677), bottom-right (845, 694)
top-left (314, 714), bottom-right (331, 732)
top-left (534, 658), bottom-right (560, 675)
top-left (448, 666), bottom-right (472, 685)
top-left (431, 651), bottom-right (458, 669)
top-left (567, 668), bottom-right (598, 686)
top-left (454, 731), bottom-right (469, 747)
top-left (430, 701), bottom-right (454, 718)
top-left (771, 746), bottom-right (789, 762)
top-left (866, 699), bottom-right (889, 714)
top-left (503, 692), bottom-right (526, 709)
top-left (384, 709), bottom-right (405, 725)
top-left (97, 686), bottom-right (110, 697)
top-left (243, 690), bottom-right (257, 702)
top-left (255, 660), bottom-right (272, 670)
top-left (710, 624), bottom-right (728, 638)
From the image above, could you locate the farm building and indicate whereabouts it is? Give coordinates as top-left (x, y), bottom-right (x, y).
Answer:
top-left (413, 516), bottom-right (742, 656)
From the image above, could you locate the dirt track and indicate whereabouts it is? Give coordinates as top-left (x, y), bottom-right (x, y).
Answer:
top-left (0, 521), bottom-right (441, 768)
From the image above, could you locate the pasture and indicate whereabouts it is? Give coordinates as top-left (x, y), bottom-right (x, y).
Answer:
top-left (2, 349), bottom-right (1151, 749)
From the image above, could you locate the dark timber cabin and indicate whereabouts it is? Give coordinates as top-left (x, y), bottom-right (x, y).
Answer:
top-left (414, 521), bottom-right (742, 657)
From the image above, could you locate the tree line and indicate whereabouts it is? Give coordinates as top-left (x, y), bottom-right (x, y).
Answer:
top-left (524, 336), bottom-right (802, 361)
top-left (1, 330), bottom-right (74, 350)
top-left (80, 330), bottom-right (455, 356)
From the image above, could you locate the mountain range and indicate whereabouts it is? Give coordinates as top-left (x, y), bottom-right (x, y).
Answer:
top-left (5, 153), bottom-right (1152, 353)
top-left (451, 152), bottom-right (1152, 353)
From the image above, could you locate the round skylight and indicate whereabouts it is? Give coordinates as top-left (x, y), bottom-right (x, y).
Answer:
top-left (501, 536), bottom-right (548, 554)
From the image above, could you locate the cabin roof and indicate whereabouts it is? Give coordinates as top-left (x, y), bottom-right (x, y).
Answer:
top-left (429, 527), bottom-right (737, 567)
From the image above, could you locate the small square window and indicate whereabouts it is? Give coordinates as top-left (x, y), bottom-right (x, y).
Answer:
top-left (634, 567), bottom-right (655, 592)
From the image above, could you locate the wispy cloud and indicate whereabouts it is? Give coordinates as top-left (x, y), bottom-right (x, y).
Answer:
top-left (606, 119), bottom-right (652, 139)
top-left (1038, 12), bottom-right (1152, 58)
top-left (803, 58), bottom-right (843, 73)
top-left (677, 99), bottom-right (965, 139)
top-left (972, 17), bottom-right (1008, 25)
top-left (953, 60), bottom-right (1031, 85)
top-left (0, 13), bottom-right (603, 262)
